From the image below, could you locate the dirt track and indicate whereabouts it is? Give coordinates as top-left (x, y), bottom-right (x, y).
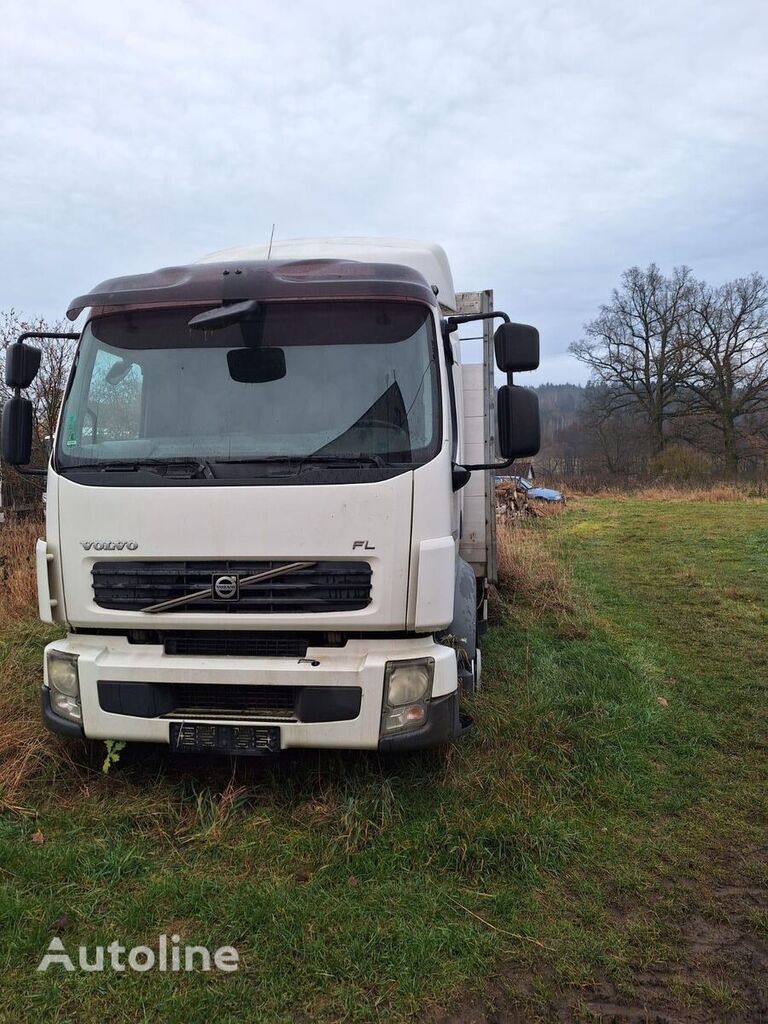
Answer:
top-left (434, 847), bottom-right (768, 1023)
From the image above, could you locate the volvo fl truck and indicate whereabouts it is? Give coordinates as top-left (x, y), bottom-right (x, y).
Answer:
top-left (2, 238), bottom-right (540, 754)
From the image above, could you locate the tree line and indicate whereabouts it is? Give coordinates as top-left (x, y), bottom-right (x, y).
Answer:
top-left (563, 265), bottom-right (768, 479)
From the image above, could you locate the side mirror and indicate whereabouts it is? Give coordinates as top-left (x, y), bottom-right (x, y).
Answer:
top-left (494, 323), bottom-right (539, 373)
top-left (2, 396), bottom-right (34, 465)
top-left (497, 385), bottom-right (540, 459)
top-left (5, 342), bottom-right (42, 388)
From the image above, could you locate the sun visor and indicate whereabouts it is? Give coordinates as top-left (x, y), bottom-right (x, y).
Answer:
top-left (66, 259), bottom-right (437, 321)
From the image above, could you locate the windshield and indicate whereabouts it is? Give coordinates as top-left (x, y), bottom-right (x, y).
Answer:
top-left (55, 301), bottom-right (440, 479)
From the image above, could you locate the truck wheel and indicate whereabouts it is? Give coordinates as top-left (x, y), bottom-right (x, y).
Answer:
top-left (451, 558), bottom-right (480, 696)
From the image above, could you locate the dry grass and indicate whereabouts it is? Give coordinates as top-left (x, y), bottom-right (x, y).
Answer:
top-left (0, 516), bottom-right (44, 621)
top-left (554, 479), bottom-right (767, 502)
top-left (496, 520), bottom-right (575, 619)
top-left (523, 499), bottom-right (567, 518)
top-left (0, 708), bottom-right (62, 813)
top-left (0, 620), bottom-right (81, 812)
top-left (0, 517), bottom-right (77, 809)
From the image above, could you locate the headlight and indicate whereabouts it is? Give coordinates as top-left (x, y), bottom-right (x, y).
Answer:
top-left (382, 659), bottom-right (433, 734)
top-left (47, 651), bottom-right (79, 696)
top-left (47, 651), bottom-right (81, 722)
top-left (384, 659), bottom-right (433, 706)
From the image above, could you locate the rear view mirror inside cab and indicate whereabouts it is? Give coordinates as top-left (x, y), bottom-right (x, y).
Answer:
top-left (227, 347), bottom-right (286, 383)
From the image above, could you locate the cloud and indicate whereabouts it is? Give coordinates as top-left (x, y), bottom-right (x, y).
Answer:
top-left (1, 0), bottom-right (766, 382)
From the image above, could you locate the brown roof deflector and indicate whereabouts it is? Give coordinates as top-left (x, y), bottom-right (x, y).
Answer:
top-left (66, 258), bottom-right (437, 321)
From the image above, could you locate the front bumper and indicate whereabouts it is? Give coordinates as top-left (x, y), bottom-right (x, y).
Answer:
top-left (41, 634), bottom-right (460, 751)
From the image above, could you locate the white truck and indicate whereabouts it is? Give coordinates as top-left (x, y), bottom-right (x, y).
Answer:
top-left (3, 238), bottom-right (540, 754)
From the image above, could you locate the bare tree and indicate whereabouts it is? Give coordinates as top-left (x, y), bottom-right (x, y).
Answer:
top-left (570, 265), bottom-right (697, 455)
top-left (682, 274), bottom-right (768, 476)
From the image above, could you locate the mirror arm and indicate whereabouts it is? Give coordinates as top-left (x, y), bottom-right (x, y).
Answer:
top-left (16, 331), bottom-right (80, 344)
top-left (452, 456), bottom-right (518, 491)
top-left (454, 456), bottom-right (516, 473)
top-left (13, 466), bottom-right (47, 477)
top-left (445, 310), bottom-right (510, 332)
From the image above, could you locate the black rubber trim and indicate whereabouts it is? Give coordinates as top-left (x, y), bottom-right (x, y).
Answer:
top-left (97, 680), bottom-right (362, 723)
top-left (378, 691), bottom-right (461, 753)
top-left (40, 687), bottom-right (85, 738)
top-left (295, 687), bottom-right (362, 724)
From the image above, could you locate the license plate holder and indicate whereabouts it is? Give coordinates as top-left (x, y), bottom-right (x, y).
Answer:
top-left (169, 722), bottom-right (281, 756)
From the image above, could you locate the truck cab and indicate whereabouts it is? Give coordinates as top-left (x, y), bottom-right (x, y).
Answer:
top-left (3, 238), bottom-right (540, 754)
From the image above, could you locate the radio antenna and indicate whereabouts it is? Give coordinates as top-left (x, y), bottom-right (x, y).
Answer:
top-left (267, 223), bottom-right (276, 259)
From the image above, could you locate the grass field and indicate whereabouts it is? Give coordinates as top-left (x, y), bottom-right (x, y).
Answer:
top-left (0, 499), bottom-right (766, 1022)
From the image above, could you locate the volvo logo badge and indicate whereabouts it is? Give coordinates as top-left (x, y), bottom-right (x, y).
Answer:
top-left (81, 541), bottom-right (138, 551)
top-left (212, 574), bottom-right (239, 601)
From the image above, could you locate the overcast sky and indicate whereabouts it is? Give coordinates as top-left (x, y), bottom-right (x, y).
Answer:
top-left (2, 0), bottom-right (766, 383)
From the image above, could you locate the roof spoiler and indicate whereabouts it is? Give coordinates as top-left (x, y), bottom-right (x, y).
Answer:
top-left (66, 258), bottom-right (437, 321)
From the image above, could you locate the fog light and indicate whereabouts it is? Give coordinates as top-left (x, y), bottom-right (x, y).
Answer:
top-left (382, 659), bottom-right (433, 733)
top-left (47, 651), bottom-right (81, 722)
top-left (383, 703), bottom-right (427, 733)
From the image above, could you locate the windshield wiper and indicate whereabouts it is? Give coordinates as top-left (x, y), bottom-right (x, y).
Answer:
top-left (212, 454), bottom-right (389, 469)
top-left (63, 457), bottom-right (214, 478)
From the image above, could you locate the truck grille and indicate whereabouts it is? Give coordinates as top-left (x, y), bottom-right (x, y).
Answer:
top-left (160, 632), bottom-right (312, 657)
top-left (163, 684), bottom-right (297, 720)
top-left (91, 560), bottom-right (372, 614)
